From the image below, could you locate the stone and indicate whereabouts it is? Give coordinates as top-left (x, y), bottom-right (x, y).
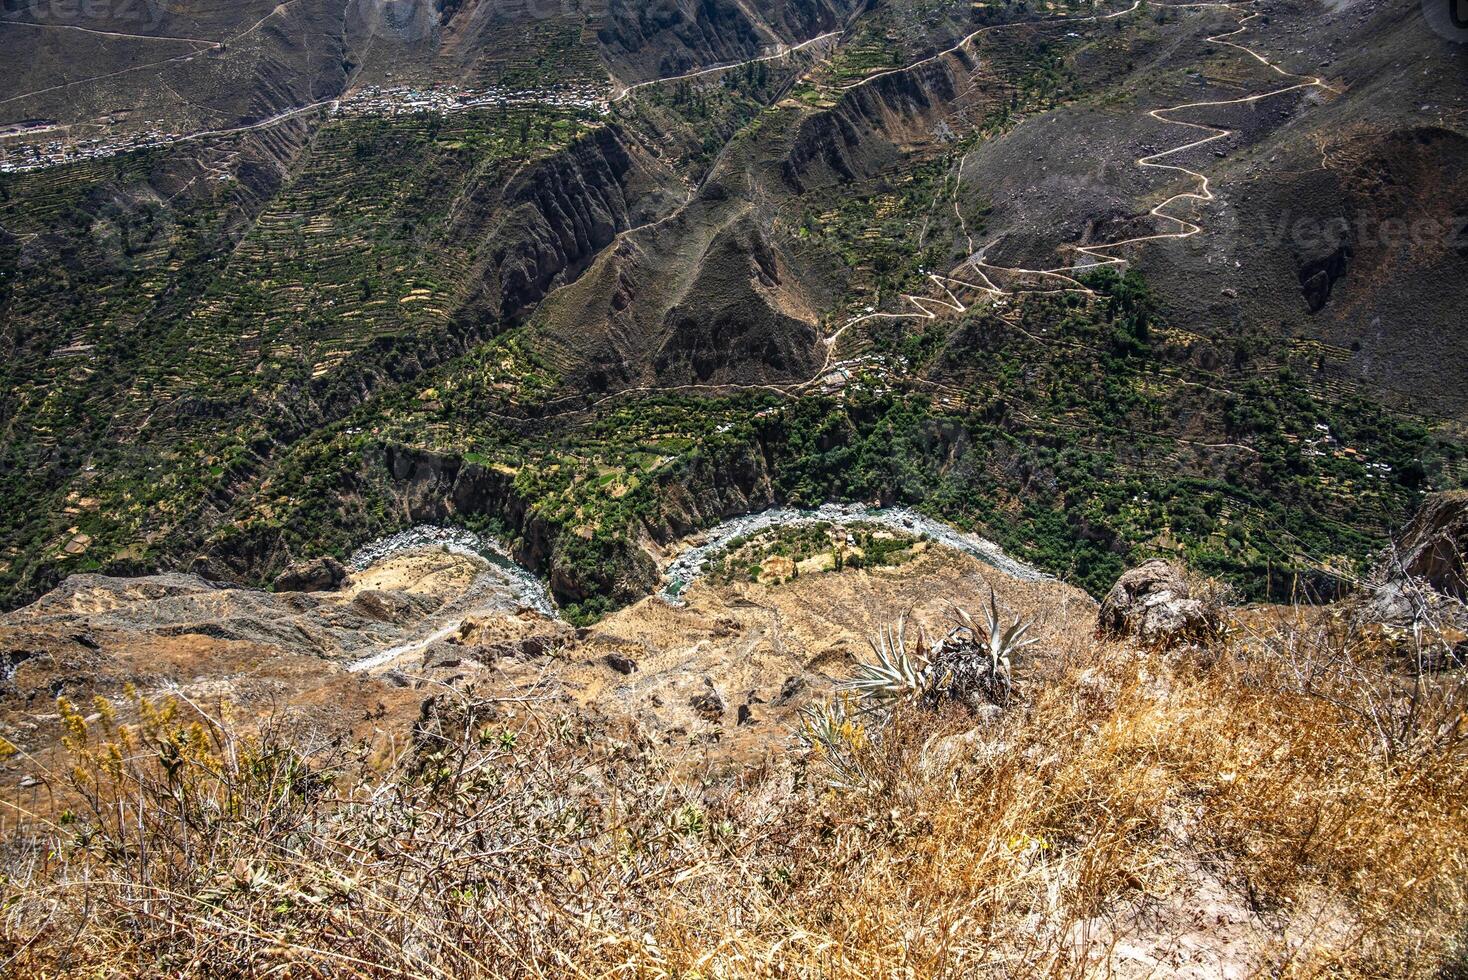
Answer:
top-left (1098, 559), bottom-right (1221, 649)
top-left (272, 557), bottom-right (348, 594)
top-left (604, 651), bottom-right (638, 675)
top-left (690, 690), bottom-right (725, 721)
top-left (1349, 493), bottom-right (1468, 658)
top-left (1386, 491), bottom-right (1468, 599)
top-left (351, 590), bottom-right (416, 623)
top-left (775, 676), bottom-right (806, 705)
top-left (422, 644), bottom-right (463, 670)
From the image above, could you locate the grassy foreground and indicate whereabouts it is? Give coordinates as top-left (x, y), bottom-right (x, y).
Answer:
top-left (3, 594), bottom-right (1466, 977)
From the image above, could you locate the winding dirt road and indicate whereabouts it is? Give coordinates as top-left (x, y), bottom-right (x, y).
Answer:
top-left (526, 1), bottom-right (1337, 416)
top-left (837, 3), bottom-right (1335, 336)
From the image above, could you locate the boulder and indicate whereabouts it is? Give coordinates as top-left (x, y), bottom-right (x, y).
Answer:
top-left (1098, 559), bottom-right (1221, 649)
top-left (604, 651), bottom-right (638, 675)
top-left (421, 644), bottom-right (463, 670)
top-left (690, 689), bottom-right (725, 721)
top-left (1349, 493), bottom-right (1468, 659)
top-left (351, 590), bottom-right (418, 623)
top-left (272, 557), bottom-right (348, 594)
top-left (1385, 491), bottom-right (1468, 599)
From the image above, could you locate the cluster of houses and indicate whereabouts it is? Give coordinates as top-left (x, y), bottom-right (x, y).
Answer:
top-left (0, 126), bottom-right (181, 174)
top-left (1296, 422), bottom-right (1393, 477)
top-left (0, 82), bottom-right (610, 176)
top-left (334, 82), bottom-right (608, 119)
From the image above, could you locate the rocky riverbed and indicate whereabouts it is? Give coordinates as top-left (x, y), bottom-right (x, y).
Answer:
top-left (349, 525), bottom-right (556, 618)
top-left (660, 504), bottom-right (1045, 600)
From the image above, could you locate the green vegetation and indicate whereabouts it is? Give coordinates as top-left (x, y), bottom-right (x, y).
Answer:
top-left (0, 106), bottom-right (597, 604)
top-left (759, 272), bottom-right (1460, 597)
top-left (4, 235), bottom-right (1457, 617)
top-left (700, 522), bottom-right (922, 585)
top-left (619, 55), bottom-right (800, 180)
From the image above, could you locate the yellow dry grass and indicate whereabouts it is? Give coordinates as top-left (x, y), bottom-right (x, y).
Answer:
top-left (3, 595), bottom-right (1466, 978)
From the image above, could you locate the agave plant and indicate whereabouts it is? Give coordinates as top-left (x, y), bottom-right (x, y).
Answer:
top-left (944, 589), bottom-right (1040, 706)
top-left (842, 614), bottom-right (933, 709)
top-left (805, 595), bottom-right (1040, 790)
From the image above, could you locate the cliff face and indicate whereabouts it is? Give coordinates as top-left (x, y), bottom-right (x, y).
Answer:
top-left (513, 51), bottom-right (980, 399)
top-left (489, 125), bottom-right (650, 320)
top-left (783, 57), bottom-right (966, 193)
top-left (372, 440), bottom-right (780, 606)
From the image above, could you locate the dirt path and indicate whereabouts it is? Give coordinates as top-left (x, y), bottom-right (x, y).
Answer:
top-left (0, 20), bottom-right (220, 48)
top-left (1, 0), bottom-right (303, 111)
top-left (609, 30), bottom-right (842, 104)
top-left (493, 1), bottom-right (1336, 428)
top-left (837, 3), bottom-right (1334, 334)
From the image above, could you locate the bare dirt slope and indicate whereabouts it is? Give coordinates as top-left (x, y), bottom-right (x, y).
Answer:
top-left (1, 543), bottom-right (1089, 795)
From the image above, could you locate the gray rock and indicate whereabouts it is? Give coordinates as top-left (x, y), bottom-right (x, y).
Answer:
top-left (690, 690), bottom-right (725, 721)
top-left (1098, 559), bottom-right (1221, 649)
top-left (422, 644), bottom-right (463, 670)
top-left (272, 557), bottom-right (348, 594)
top-left (1349, 494), bottom-right (1468, 658)
top-left (351, 590), bottom-right (418, 623)
top-left (1385, 491), bottom-right (1468, 600)
top-left (604, 652), bottom-right (638, 675)
top-left (918, 721), bottom-right (1005, 779)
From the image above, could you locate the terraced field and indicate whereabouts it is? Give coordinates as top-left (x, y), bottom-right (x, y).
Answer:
top-left (1, 0), bottom-right (1463, 621)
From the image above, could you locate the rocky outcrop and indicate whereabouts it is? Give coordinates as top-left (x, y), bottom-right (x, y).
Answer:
top-left (653, 219), bottom-right (824, 384)
top-left (272, 557), bottom-right (348, 594)
top-left (1097, 560), bottom-right (1222, 649)
top-left (1299, 240), bottom-right (1353, 313)
top-left (1351, 492), bottom-right (1468, 659)
top-left (1384, 491), bottom-right (1468, 600)
top-left (379, 438), bottom-right (782, 607)
top-left (782, 54), bottom-right (965, 194)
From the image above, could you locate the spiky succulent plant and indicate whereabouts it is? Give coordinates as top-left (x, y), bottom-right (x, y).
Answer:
top-left (842, 614), bottom-right (933, 708)
top-left (941, 589), bottom-right (1039, 707)
top-left (839, 591), bottom-right (1039, 712)
top-left (804, 593), bottom-right (1040, 790)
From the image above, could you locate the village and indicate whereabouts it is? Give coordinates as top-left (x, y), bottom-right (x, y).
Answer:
top-left (0, 81), bottom-right (610, 175)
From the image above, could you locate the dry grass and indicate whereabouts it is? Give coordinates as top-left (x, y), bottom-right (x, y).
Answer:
top-left (3, 595), bottom-right (1467, 978)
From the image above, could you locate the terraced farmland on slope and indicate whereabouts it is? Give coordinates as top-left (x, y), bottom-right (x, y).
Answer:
top-left (121, 107), bottom-right (601, 416)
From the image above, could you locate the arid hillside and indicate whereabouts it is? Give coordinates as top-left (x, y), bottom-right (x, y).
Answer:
top-left (3, 494), bottom-right (1468, 975)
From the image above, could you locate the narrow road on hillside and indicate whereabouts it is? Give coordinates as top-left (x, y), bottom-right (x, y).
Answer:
top-left (835, 3), bottom-right (1335, 336)
top-left (0, 20), bottom-right (220, 47)
top-left (1, 0), bottom-right (303, 110)
top-left (506, 1), bottom-right (1336, 419)
top-left (609, 30), bottom-right (842, 104)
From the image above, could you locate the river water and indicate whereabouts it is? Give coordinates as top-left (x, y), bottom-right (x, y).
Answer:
top-left (348, 525), bottom-right (557, 617)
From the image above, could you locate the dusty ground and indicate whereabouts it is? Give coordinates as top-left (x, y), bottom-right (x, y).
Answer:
top-left (1, 544), bottom-right (1090, 806)
top-left (6, 542), bottom-right (1466, 976)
